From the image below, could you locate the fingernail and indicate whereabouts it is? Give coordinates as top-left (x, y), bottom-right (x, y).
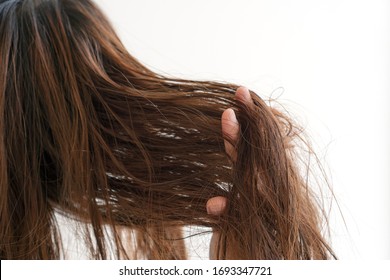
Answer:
top-left (241, 87), bottom-right (251, 101)
top-left (228, 108), bottom-right (238, 124)
top-left (236, 86), bottom-right (252, 103)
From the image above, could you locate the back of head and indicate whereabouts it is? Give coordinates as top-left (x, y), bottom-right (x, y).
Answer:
top-left (0, 0), bottom-right (156, 259)
top-left (0, 0), bottom-right (336, 259)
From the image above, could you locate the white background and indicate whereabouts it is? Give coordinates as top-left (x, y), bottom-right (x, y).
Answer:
top-left (91, 0), bottom-right (390, 259)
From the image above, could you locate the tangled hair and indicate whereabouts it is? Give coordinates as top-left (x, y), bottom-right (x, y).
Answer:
top-left (0, 0), bottom-right (336, 259)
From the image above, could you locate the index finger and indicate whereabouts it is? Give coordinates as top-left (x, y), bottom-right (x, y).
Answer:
top-left (235, 86), bottom-right (254, 107)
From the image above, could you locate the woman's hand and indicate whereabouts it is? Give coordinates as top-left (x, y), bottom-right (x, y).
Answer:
top-left (206, 86), bottom-right (253, 259)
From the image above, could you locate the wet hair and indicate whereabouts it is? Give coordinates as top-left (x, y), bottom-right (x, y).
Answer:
top-left (0, 0), bottom-right (336, 259)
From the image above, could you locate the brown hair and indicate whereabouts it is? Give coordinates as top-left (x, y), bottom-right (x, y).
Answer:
top-left (0, 0), bottom-right (336, 259)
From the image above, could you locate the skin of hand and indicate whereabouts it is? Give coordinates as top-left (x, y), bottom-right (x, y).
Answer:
top-left (206, 86), bottom-right (253, 259)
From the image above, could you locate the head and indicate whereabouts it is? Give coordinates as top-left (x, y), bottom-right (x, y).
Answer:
top-left (0, 0), bottom-right (336, 259)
